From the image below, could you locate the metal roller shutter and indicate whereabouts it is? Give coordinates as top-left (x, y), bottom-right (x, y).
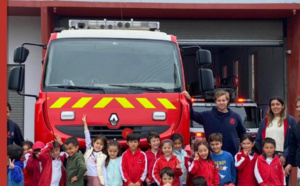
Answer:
top-left (7, 64), bottom-right (24, 134)
top-left (159, 20), bottom-right (283, 46)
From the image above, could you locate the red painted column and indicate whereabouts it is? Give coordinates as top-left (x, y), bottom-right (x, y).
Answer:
top-left (287, 13), bottom-right (300, 116)
top-left (287, 12), bottom-right (300, 186)
top-left (40, 5), bottom-right (55, 56)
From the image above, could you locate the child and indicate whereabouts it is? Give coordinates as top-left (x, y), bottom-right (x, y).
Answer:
top-left (145, 131), bottom-right (162, 186)
top-left (22, 140), bottom-right (33, 160)
top-left (254, 137), bottom-right (286, 186)
top-left (21, 140), bottom-right (33, 186)
top-left (104, 140), bottom-right (123, 186)
top-left (234, 133), bottom-right (259, 186)
top-left (25, 141), bottom-right (45, 186)
top-left (120, 132), bottom-right (147, 186)
top-left (208, 133), bottom-right (236, 185)
top-left (192, 176), bottom-right (207, 186)
top-left (82, 114), bottom-right (107, 186)
top-left (188, 141), bottom-right (219, 186)
top-left (171, 133), bottom-right (188, 186)
top-left (38, 134), bottom-right (67, 186)
top-left (160, 167), bottom-right (175, 186)
top-left (64, 136), bottom-right (87, 186)
top-left (153, 139), bottom-right (183, 186)
top-left (7, 144), bottom-right (24, 186)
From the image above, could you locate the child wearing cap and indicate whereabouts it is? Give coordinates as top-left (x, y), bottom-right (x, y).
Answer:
top-left (25, 141), bottom-right (45, 186)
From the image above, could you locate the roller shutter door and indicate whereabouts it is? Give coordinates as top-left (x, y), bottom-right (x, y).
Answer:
top-left (7, 64), bottom-right (24, 134)
top-left (159, 20), bottom-right (283, 46)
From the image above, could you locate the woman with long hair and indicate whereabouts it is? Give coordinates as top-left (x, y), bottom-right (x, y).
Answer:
top-left (255, 97), bottom-right (296, 185)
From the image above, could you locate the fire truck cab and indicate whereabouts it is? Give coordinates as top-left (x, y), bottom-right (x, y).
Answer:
top-left (8, 19), bottom-right (214, 149)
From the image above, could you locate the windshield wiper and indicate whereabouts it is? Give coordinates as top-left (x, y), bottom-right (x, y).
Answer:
top-left (109, 84), bottom-right (166, 92)
top-left (49, 85), bottom-right (106, 93)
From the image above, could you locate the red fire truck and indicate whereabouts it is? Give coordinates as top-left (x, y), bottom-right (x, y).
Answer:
top-left (9, 19), bottom-right (214, 149)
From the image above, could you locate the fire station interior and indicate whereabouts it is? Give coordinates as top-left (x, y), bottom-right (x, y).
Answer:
top-left (181, 45), bottom-right (284, 113)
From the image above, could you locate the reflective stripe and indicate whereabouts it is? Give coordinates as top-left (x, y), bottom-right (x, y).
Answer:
top-left (50, 97), bottom-right (71, 108)
top-left (72, 97), bottom-right (92, 108)
top-left (115, 98), bottom-right (135, 108)
top-left (136, 98), bottom-right (156, 109)
top-left (157, 98), bottom-right (176, 109)
top-left (94, 97), bottom-right (114, 108)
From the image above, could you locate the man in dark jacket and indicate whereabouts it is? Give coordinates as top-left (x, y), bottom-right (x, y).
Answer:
top-left (182, 90), bottom-right (246, 157)
top-left (7, 103), bottom-right (24, 146)
top-left (285, 122), bottom-right (300, 174)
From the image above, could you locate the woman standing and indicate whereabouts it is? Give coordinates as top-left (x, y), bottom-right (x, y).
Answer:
top-left (255, 97), bottom-right (296, 165)
top-left (285, 97), bottom-right (300, 174)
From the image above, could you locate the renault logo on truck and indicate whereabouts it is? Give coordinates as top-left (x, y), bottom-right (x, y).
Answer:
top-left (109, 113), bottom-right (119, 126)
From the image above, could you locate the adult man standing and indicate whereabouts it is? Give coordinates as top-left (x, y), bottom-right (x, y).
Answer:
top-left (183, 90), bottom-right (246, 156)
top-left (7, 102), bottom-right (24, 146)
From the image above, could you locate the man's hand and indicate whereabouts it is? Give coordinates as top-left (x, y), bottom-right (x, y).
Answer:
top-left (128, 182), bottom-right (134, 186)
top-left (284, 164), bottom-right (292, 176)
top-left (182, 91), bottom-right (191, 101)
top-left (71, 176), bottom-right (78, 183)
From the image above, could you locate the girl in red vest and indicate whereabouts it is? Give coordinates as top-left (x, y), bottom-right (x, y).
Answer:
top-left (234, 133), bottom-right (259, 186)
top-left (153, 139), bottom-right (183, 186)
top-left (188, 141), bottom-right (219, 186)
top-left (25, 141), bottom-right (45, 186)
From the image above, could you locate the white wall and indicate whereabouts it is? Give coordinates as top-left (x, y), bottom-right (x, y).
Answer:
top-left (8, 16), bottom-right (42, 142)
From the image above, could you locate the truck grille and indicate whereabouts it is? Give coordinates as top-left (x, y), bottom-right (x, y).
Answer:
top-left (56, 125), bottom-right (170, 140)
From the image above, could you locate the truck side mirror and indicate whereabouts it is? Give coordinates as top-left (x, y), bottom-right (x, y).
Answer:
top-left (196, 49), bottom-right (212, 66)
top-left (14, 47), bottom-right (29, 63)
top-left (198, 68), bottom-right (214, 92)
top-left (8, 66), bottom-right (25, 92)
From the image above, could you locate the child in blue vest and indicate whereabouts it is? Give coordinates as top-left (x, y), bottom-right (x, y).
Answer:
top-left (7, 144), bottom-right (24, 186)
top-left (104, 140), bottom-right (123, 186)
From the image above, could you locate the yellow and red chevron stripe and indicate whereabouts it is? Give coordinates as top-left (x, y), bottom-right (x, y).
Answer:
top-left (49, 97), bottom-right (176, 109)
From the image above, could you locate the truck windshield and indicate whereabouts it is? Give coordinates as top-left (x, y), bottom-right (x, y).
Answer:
top-left (44, 38), bottom-right (183, 93)
top-left (192, 106), bottom-right (260, 129)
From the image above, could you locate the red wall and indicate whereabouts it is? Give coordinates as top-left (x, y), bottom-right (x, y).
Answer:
top-left (287, 13), bottom-right (300, 118)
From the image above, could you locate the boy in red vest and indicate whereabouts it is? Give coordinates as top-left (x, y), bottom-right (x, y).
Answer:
top-left (121, 132), bottom-right (147, 186)
top-left (254, 137), bottom-right (285, 186)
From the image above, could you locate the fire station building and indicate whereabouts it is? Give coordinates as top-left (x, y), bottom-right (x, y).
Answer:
top-left (7, 0), bottom-right (300, 145)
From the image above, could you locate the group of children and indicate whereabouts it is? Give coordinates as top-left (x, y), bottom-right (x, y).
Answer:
top-left (7, 114), bottom-right (286, 186)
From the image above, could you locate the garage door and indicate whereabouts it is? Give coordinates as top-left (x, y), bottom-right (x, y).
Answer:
top-left (159, 20), bottom-right (283, 46)
top-left (7, 65), bottom-right (24, 134)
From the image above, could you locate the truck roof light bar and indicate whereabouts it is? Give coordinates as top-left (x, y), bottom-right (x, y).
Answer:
top-left (68, 19), bottom-right (160, 31)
